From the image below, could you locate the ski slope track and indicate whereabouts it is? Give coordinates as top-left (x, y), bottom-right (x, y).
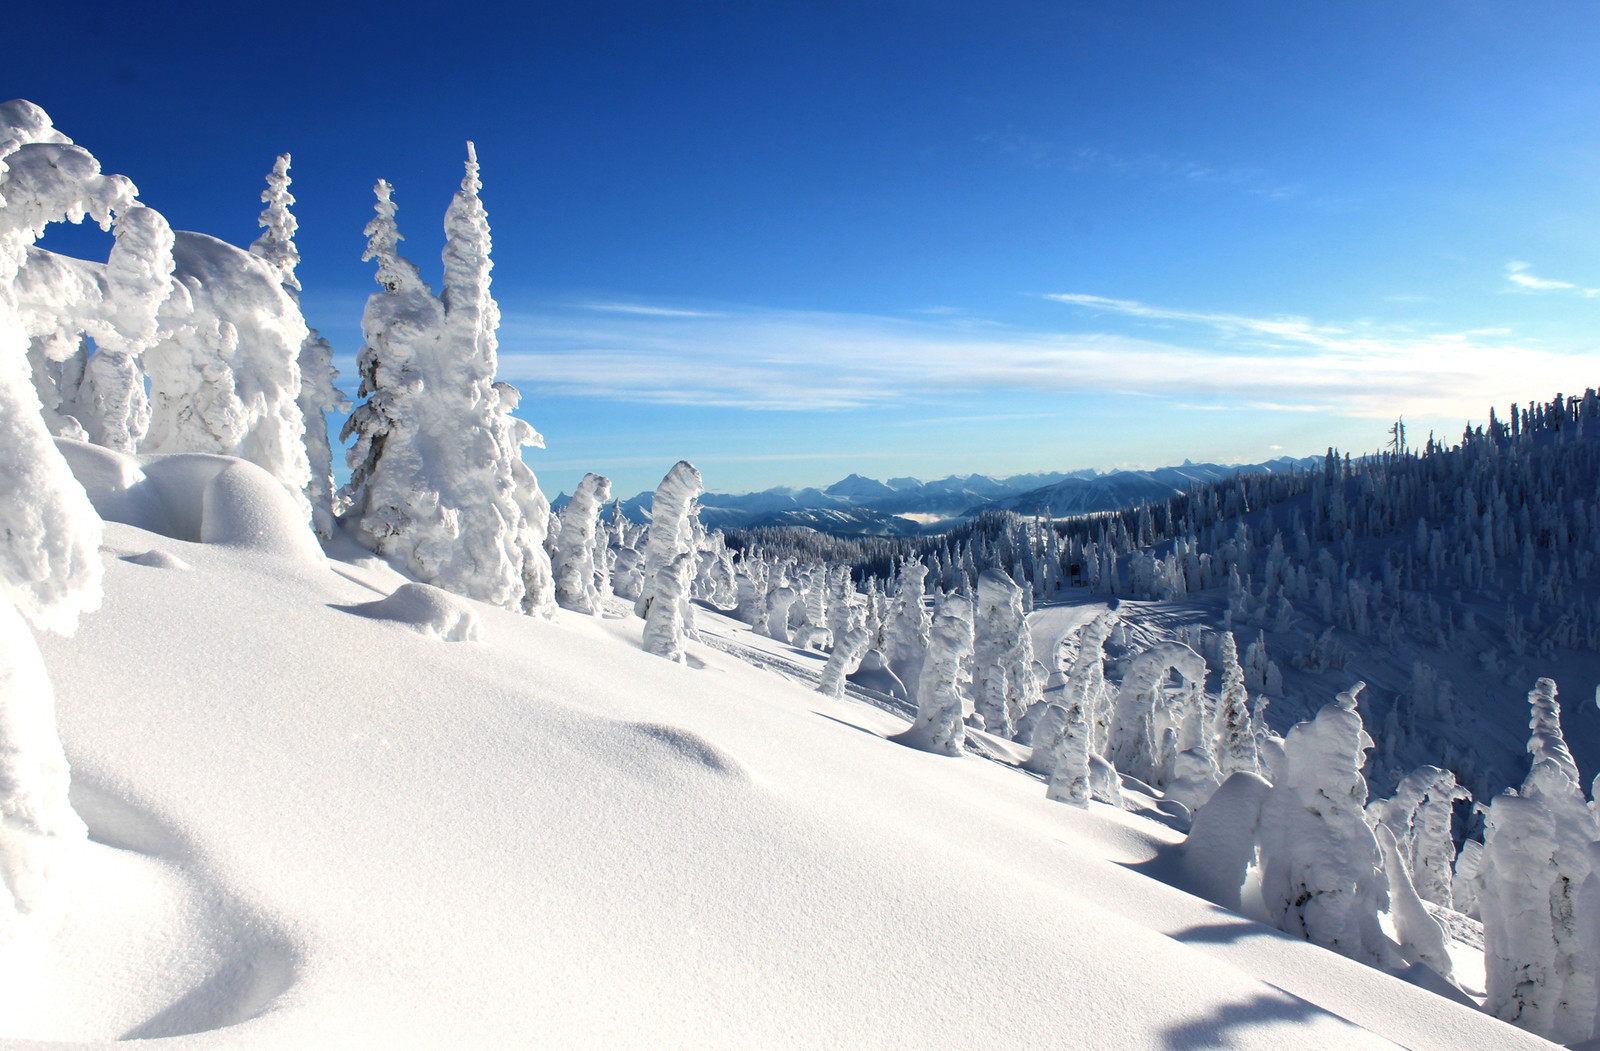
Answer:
top-left (1, 476), bottom-right (1556, 1049)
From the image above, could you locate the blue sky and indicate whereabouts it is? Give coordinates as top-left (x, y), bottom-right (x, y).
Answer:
top-left (14, 1), bottom-right (1600, 497)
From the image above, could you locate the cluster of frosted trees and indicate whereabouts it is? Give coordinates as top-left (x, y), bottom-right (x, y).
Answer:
top-left (1176, 672), bottom-right (1600, 1045)
top-left (0, 101), bottom-right (733, 931)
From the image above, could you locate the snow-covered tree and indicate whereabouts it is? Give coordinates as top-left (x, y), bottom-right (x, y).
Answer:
top-left (246, 153), bottom-right (347, 538)
top-left (1256, 683), bottom-right (1391, 965)
top-left (885, 559), bottom-right (931, 700)
top-left (817, 598), bottom-right (870, 698)
top-left (635, 461), bottom-right (704, 629)
top-left (642, 551), bottom-right (694, 662)
top-left (340, 150), bottom-right (550, 612)
top-left (553, 472), bottom-right (612, 614)
top-left (1216, 631), bottom-right (1257, 778)
top-left (1028, 615), bottom-right (1112, 800)
top-left (890, 593), bottom-right (972, 757)
top-left (0, 99), bottom-right (127, 925)
top-left (1479, 678), bottom-right (1600, 1044)
top-left (1374, 822), bottom-right (1455, 981)
top-left (1106, 641), bottom-right (1206, 786)
top-left (972, 568), bottom-right (1038, 738)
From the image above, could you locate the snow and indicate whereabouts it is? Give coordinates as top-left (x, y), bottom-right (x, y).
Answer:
top-left (0, 470), bottom-right (1558, 1048)
top-left (58, 440), bottom-right (324, 568)
top-left (335, 581), bottom-right (485, 643)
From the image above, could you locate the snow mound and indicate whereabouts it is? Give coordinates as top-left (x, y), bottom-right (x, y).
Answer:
top-left (336, 582), bottom-right (486, 643)
top-left (56, 439), bottom-right (323, 567)
top-left (0, 776), bottom-right (298, 1043)
top-left (121, 549), bottom-right (191, 570)
top-left (615, 721), bottom-right (750, 783)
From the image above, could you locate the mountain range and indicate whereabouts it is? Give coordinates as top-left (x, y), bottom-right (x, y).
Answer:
top-left (556, 456), bottom-right (1320, 535)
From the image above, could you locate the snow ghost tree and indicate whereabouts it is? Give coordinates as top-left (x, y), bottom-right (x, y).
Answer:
top-left (890, 593), bottom-right (972, 757)
top-left (885, 559), bottom-right (931, 701)
top-left (340, 148), bottom-right (553, 613)
top-left (247, 153), bottom-right (347, 538)
top-left (1216, 631), bottom-right (1257, 779)
top-left (1255, 683), bottom-right (1390, 966)
top-left (1373, 822), bottom-right (1455, 982)
top-left (635, 461), bottom-right (704, 628)
top-left (1377, 765), bottom-right (1469, 910)
top-left (142, 228), bottom-right (313, 521)
top-left (642, 551), bottom-right (693, 663)
top-left (1105, 641), bottom-right (1206, 787)
top-left (1032, 611), bottom-right (1119, 805)
top-left (5, 99), bottom-right (170, 458)
top-left (0, 99), bottom-right (123, 925)
top-left (1479, 678), bottom-right (1600, 1044)
top-left (972, 569), bottom-right (1040, 739)
top-left (817, 598), bottom-right (871, 699)
top-left (553, 472), bottom-right (612, 615)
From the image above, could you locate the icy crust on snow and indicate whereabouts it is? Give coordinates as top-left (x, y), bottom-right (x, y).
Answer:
top-left (337, 582), bottom-right (484, 643)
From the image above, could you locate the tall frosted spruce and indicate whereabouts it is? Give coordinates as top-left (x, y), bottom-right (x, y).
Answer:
top-left (248, 153), bottom-right (347, 539)
top-left (340, 147), bottom-right (553, 612)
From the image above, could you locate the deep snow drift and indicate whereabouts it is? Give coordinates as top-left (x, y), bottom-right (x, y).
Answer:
top-left (0, 447), bottom-right (1558, 1049)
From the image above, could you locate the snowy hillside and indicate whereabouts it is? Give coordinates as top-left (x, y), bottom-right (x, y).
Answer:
top-left (0, 454), bottom-right (1555, 1049)
top-left (3, 96), bottom-right (1597, 1050)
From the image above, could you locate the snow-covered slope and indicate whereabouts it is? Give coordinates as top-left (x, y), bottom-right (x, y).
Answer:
top-left (0, 450), bottom-right (1555, 1049)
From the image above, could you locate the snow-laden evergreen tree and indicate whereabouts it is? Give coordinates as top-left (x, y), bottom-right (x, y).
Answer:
top-left (642, 551), bottom-right (694, 662)
top-left (16, 205), bottom-right (172, 452)
top-left (972, 568), bottom-right (1038, 739)
top-left (1453, 838), bottom-right (1484, 918)
top-left (1482, 793), bottom-right (1570, 1040)
top-left (1216, 631), bottom-right (1257, 778)
top-left (247, 153), bottom-right (347, 538)
top-left (1032, 612), bottom-right (1115, 798)
top-left (731, 554), bottom-right (768, 624)
top-left (763, 584), bottom-right (800, 644)
top-left (635, 461), bottom-right (704, 629)
top-left (143, 225), bottom-right (314, 521)
top-left (885, 559), bottom-right (931, 701)
top-left (1479, 678), bottom-right (1600, 1044)
top-left (890, 593), bottom-right (972, 757)
top-left (1373, 822), bottom-right (1455, 981)
top-left (1375, 764), bottom-right (1469, 911)
top-left (0, 99), bottom-right (131, 926)
top-left (340, 150), bottom-right (551, 611)
top-left (817, 598), bottom-right (870, 698)
top-left (553, 473), bottom-right (612, 614)
top-left (1106, 641), bottom-right (1206, 786)
top-left (1256, 683), bottom-right (1391, 965)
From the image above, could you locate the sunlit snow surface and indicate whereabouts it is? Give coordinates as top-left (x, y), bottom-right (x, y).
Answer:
top-left (3, 457), bottom-right (1559, 1048)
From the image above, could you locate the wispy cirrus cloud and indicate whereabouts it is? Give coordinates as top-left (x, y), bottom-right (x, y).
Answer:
top-left (977, 133), bottom-right (1306, 201)
top-left (1505, 261), bottom-right (1598, 296)
top-left (577, 300), bottom-right (725, 317)
top-left (491, 294), bottom-right (1592, 422)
